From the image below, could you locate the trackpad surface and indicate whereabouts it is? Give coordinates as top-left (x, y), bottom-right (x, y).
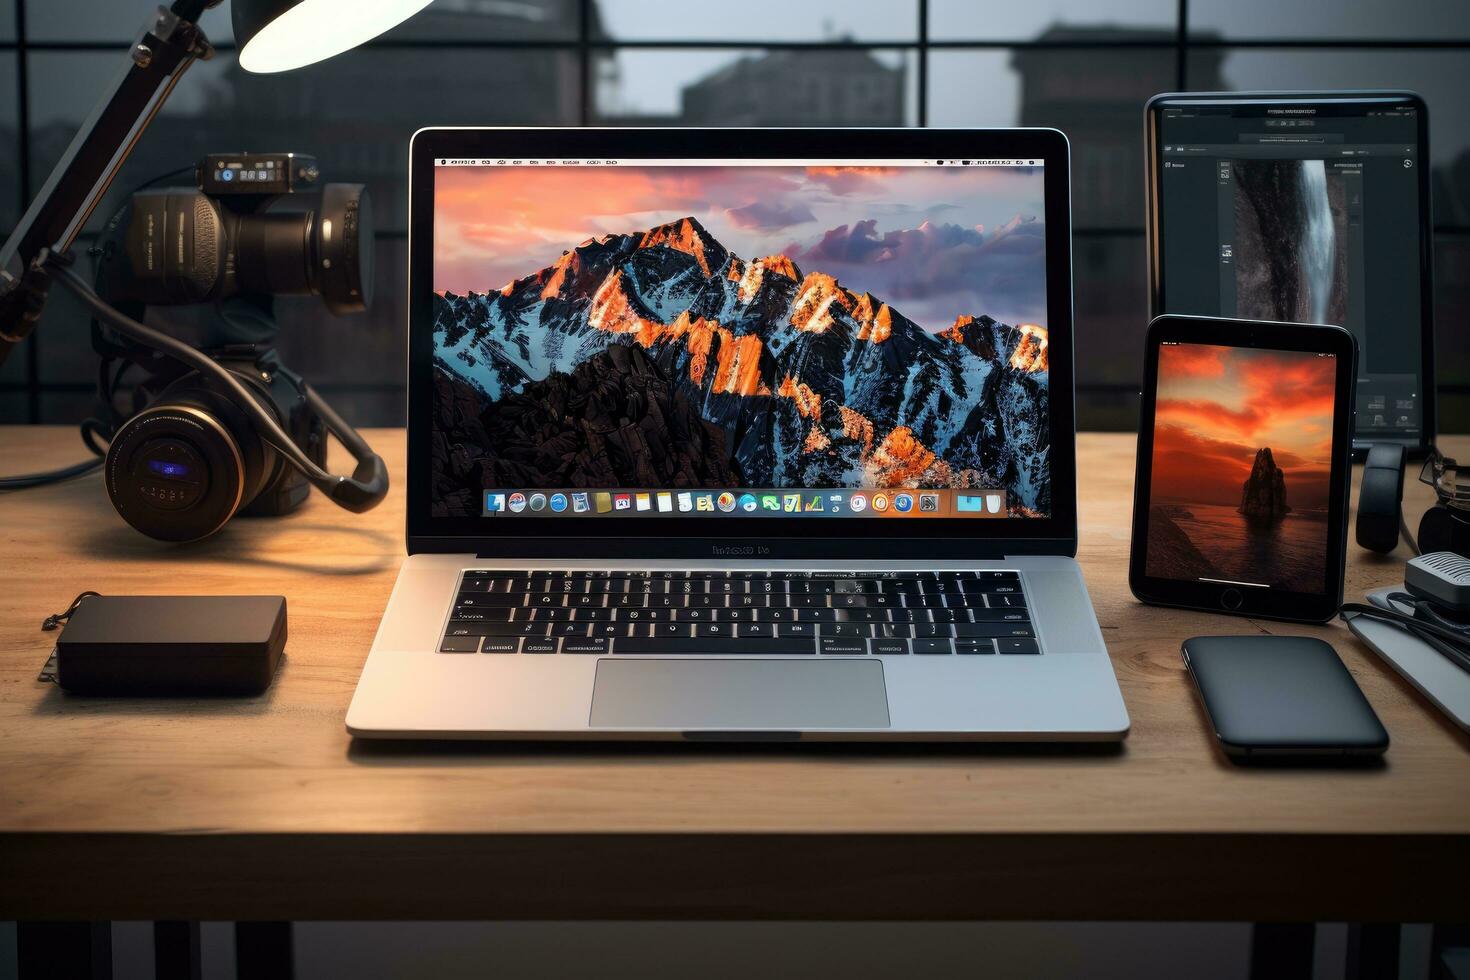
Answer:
top-left (590, 659), bottom-right (890, 730)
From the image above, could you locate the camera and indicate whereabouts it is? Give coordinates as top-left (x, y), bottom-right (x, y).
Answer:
top-left (104, 346), bottom-right (328, 541)
top-left (96, 152), bottom-right (374, 315)
top-left (74, 153), bottom-right (388, 541)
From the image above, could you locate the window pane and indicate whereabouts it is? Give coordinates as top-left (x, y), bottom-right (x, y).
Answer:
top-left (0, 52), bottom-right (17, 231)
top-left (1193, 49), bottom-right (1470, 230)
top-left (1436, 234), bottom-right (1470, 433)
top-left (1074, 232), bottom-right (1150, 429)
top-left (1191, 0), bottom-right (1470, 41)
top-left (597, 48), bottom-right (915, 126)
top-left (24, 0), bottom-right (234, 42)
top-left (28, 48), bottom-right (580, 235)
top-left (930, 0), bottom-right (1176, 41)
top-left (0, 0), bottom-right (13, 42)
top-left (931, 48), bottom-right (1175, 228)
top-left (0, 393), bottom-right (25, 424)
top-left (275, 236), bottom-right (409, 426)
top-left (598, 0), bottom-right (916, 42)
top-left (23, 0), bottom-right (581, 43)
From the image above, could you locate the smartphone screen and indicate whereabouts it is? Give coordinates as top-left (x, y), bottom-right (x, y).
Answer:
top-left (1145, 342), bottom-right (1339, 597)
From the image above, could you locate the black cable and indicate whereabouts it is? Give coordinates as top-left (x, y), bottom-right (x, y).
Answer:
top-left (0, 418), bottom-right (110, 490)
top-left (1400, 515), bottom-right (1421, 556)
top-left (1341, 602), bottom-right (1470, 674)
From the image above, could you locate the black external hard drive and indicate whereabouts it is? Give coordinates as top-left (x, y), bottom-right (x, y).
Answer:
top-left (53, 595), bottom-right (286, 695)
top-left (1181, 635), bottom-right (1388, 760)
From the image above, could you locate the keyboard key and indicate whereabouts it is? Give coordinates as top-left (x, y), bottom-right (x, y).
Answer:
top-left (696, 623), bottom-right (734, 638)
top-left (481, 638), bottom-right (519, 654)
top-left (522, 639), bottom-right (559, 654)
top-left (912, 639), bottom-right (953, 655)
top-left (778, 623), bottom-right (815, 638)
top-left (869, 639), bottom-right (909, 655)
top-left (997, 638), bottom-right (1041, 655)
top-left (795, 608), bottom-right (837, 623)
top-left (439, 636), bottom-right (480, 653)
top-left (456, 594), bottom-right (523, 608)
top-left (953, 623), bottom-right (1035, 639)
top-left (971, 608), bottom-right (1030, 622)
top-left (613, 638), bottom-right (817, 655)
top-left (954, 640), bottom-right (996, 655)
top-left (563, 638), bottom-right (610, 654)
top-left (738, 622), bottom-right (774, 638)
top-left (819, 638), bottom-right (866, 655)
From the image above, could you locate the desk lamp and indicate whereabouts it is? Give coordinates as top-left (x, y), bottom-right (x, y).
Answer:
top-left (0, 0), bottom-right (433, 365)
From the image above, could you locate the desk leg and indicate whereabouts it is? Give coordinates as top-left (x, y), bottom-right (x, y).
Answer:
top-left (235, 921), bottom-right (294, 980)
top-left (1250, 923), bottom-right (1315, 980)
top-left (1346, 923), bottom-right (1400, 980)
top-left (153, 921), bottom-right (202, 980)
top-left (16, 921), bottom-right (112, 979)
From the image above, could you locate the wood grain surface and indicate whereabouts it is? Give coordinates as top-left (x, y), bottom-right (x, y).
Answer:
top-left (1, 427), bottom-right (1467, 921)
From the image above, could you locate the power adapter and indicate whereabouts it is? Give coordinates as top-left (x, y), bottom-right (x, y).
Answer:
top-left (42, 595), bottom-right (287, 695)
top-left (1405, 552), bottom-right (1470, 615)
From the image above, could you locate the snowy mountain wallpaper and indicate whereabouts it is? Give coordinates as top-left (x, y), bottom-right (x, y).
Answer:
top-left (429, 164), bottom-right (1052, 518)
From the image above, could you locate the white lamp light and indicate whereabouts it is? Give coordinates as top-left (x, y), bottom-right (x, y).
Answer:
top-left (234, 0), bottom-right (436, 74)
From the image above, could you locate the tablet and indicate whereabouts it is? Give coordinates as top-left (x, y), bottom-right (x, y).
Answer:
top-left (1130, 315), bottom-right (1357, 623)
top-left (1146, 91), bottom-right (1434, 453)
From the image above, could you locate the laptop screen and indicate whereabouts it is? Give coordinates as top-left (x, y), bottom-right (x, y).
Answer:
top-left (429, 157), bottom-right (1051, 523)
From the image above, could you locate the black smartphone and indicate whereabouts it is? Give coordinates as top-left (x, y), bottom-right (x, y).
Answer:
top-left (1182, 635), bottom-right (1388, 760)
top-left (1130, 314), bottom-right (1358, 623)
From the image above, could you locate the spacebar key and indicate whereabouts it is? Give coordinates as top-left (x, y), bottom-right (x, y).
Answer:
top-left (611, 638), bottom-right (817, 655)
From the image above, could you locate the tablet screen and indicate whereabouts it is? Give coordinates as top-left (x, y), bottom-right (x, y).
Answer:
top-left (1144, 341), bottom-right (1339, 596)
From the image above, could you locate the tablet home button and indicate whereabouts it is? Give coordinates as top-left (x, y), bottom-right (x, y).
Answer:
top-left (1220, 588), bottom-right (1244, 611)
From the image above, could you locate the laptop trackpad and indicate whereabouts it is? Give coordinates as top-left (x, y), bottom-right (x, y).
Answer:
top-left (590, 658), bottom-right (890, 730)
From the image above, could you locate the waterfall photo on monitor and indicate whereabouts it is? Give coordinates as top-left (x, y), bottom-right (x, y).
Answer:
top-left (428, 163), bottom-right (1053, 518)
top-left (1144, 342), bottom-right (1337, 593)
top-left (1231, 158), bottom-right (1349, 326)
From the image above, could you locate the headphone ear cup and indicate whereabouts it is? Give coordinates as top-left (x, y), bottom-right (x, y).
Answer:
top-left (1356, 444), bottom-right (1406, 554)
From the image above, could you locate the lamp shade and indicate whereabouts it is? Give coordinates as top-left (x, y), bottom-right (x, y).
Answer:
top-left (234, 0), bottom-right (435, 73)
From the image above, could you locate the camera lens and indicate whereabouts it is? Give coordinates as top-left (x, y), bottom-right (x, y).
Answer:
top-left (107, 406), bottom-right (248, 541)
top-left (106, 375), bottom-right (282, 542)
top-left (314, 183), bottom-right (374, 315)
top-left (233, 183), bottom-right (374, 314)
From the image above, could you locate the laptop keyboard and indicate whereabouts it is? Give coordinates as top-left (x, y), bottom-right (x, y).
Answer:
top-left (439, 571), bottom-right (1038, 657)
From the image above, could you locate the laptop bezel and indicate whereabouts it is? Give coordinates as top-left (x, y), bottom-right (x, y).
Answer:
top-left (405, 127), bottom-right (1078, 560)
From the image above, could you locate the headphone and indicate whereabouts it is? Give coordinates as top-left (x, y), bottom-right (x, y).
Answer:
top-left (1356, 442), bottom-right (1470, 557)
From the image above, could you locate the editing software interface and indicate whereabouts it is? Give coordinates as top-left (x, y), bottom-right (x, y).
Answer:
top-left (1157, 103), bottom-right (1425, 441)
top-left (429, 158), bottom-right (1052, 521)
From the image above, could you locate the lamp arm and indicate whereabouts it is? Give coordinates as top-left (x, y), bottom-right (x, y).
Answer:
top-left (0, 2), bottom-right (216, 366)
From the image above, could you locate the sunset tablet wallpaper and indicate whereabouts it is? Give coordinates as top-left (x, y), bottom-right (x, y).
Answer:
top-left (1145, 342), bottom-right (1337, 594)
top-left (428, 163), bottom-right (1055, 518)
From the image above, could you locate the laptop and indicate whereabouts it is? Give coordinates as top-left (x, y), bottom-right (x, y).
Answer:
top-left (346, 127), bottom-right (1130, 741)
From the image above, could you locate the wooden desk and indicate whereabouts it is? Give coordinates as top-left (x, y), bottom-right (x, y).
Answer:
top-left (1, 427), bottom-right (1467, 923)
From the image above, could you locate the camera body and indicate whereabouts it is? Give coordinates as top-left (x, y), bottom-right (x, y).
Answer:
top-left (84, 153), bottom-right (378, 541)
top-left (96, 152), bottom-right (373, 314)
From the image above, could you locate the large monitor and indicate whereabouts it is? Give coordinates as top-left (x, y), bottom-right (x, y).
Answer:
top-left (1146, 92), bottom-right (1435, 452)
top-left (406, 129), bottom-right (1077, 558)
